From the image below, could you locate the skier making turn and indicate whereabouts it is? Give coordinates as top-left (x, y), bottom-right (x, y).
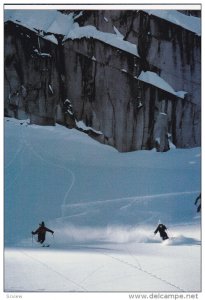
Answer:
top-left (32, 221), bottom-right (54, 244)
top-left (154, 223), bottom-right (169, 241)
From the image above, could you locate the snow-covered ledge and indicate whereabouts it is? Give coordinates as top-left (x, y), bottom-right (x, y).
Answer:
top-left (76, 120), bottom-right (103, 135)
top-left (64, 24), bottom-right (139, 57)
top-left (138, 71), bottom-right (187, 99)
top-left (144, 10), bottom-right (201, 36)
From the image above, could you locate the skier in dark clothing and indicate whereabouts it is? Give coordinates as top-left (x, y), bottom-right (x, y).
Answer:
top-left (32, 221), bottom-right (54, 244)
top-left (154, 223), bottom-right (169, 240)
top-left (195, 193), bottom-right (201, 213)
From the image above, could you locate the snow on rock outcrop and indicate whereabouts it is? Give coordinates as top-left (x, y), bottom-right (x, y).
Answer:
top-left (64, 24), bottom-right (139, 57)
top-left (144, 10), bottom-right (201, 36)
top-left (4, 9), bottom-right (76, 37)
top-left (138, 71), bottom-right (187, 99)
top-left (4, 9), bottom-right (201, 152)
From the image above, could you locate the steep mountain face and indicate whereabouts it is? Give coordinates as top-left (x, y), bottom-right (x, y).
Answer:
top-left (4, 10), bottom-right (201, 152)
top-left (4, 22), bottom-right (60, 125)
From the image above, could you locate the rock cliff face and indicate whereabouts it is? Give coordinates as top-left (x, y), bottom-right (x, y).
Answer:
top-left (4, 10), bottom-right (201, 152)
top-left (4, 22), bottom-right (60, 125)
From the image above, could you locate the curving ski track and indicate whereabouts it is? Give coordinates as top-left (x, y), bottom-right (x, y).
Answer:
top-left (5, 121), bottom-right (25, 170)
top-left (20, 124), bottom-right (75, 219)
top-left (5, 123), bottom-right (24, 189)
top-left (5, 121), bottom-right (200, 292)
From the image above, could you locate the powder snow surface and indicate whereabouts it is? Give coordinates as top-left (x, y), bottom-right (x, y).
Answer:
top-left (4, 118), bottom-right (201, 293)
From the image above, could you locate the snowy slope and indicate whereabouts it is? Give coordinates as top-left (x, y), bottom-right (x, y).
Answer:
top-left (4, 118), bottom-right (201, 292)
top-left (5, 239), bottom-right (201, 292)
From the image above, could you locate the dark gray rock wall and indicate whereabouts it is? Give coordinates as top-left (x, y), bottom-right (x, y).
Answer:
top-left (4, 10), bottom-right (201, 152)
top-left (76, 11), bottom-right (200, 104)
top-left (63, 37), bottom-right (199, 151)
top-left (75, 10), bottom-right (201, 149)
top-left (4, 22), bottom-right (60, 125)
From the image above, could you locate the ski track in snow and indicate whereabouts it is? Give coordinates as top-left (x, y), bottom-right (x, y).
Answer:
top-left (5, 123), bottom-right (27, 191)
top-left (100, 250), bottom-right (185, 292)
top-left (124, 245), bottom-right (142, 270)
top-left (9, 245), bottom-right (185, 292)
top-left (63, 190), bottom-right (200, 208)
top-left (6, 120), bottom-right (199, 219)
top-left (79, 264), bottom-right (105, 285)
top-left (5, 120), bottom-right (26, 170)
top-left (20, 123), bottom-right (76, 218)
top-left (5, 119), bottom-right (201, 292)
top-left (9, 120), bottom-right (200, 244)
top-left (5, 157), bottom-right (24, 191)
top-left (97, 242), bottom-right (187, 292)
top-left (5, 141), bottom-right (24, 169)
top-left (17, 249), bottom-right (87, 291)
